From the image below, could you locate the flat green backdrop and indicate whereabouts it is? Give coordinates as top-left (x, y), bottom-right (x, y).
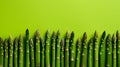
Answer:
top-left (0, 0), bottom-right (120, 39)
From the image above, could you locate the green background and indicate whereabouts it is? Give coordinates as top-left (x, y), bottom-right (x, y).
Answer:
top-left (0, 0), bottom-right (120, 39)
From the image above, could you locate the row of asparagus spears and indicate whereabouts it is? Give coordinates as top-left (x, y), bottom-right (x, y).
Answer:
top-left (0, 29), bottom-right (120, 67)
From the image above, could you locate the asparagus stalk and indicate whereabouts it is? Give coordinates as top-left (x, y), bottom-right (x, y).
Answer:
top-left (81, 32), bottom-right (87, 67)
top-left (18, 35), bottom-right (23, 67)
top-left (65, 31), bottom-right (70, 67)
top-left (24, 29), bottom-right (30, 67)
top-left (106, 34), bottom-right (112, 67)
top-left (93, 31), bottom-right (99, 67)
top-left (112, 34), bottom-right (116, 67)
top-left (99, 31), bottom-right (106, 67)
top-left (40, 38), bottom-right (44, 67)
top-left (13, 38), bottom-right (18, 67)
top-left (51, 32), bottom-right (56, 67)
top-left (60, 39), bottom-right (64, 67)
top-left (8, 36), bottom-right (13, 67)
top-left (69, 31), bottom-right (75, 67)
top-left (0, 37), bottom-right (3, 67)
top-left (34, 30), bottom-right (41, 67)
top-left (3, 39), bottom-right (8, 67)
top-left (116, 31), bottom-right (120, 67)
top-left (88, 38), bottom-right (93, 67)
top-left (45, 30), bottom-right (50, 67)
top-left (75, 38), bottom-right (81, 67)
top-left (29, 39), bottom-right (35, 67)
top-left (55, 30), bottom-right (61, 67)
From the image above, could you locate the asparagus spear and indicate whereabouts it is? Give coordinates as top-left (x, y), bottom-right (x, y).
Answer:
top-left (88, 38), bottom-right (93, 67)
top-left (116, 31), bottom-right (120, 67)
top-left (99, 31), bottom-right (106, 67)
top-left (51, 32), bottom-right (56, 67)
top-left (8, 36), bottom-right (13, 67)
top-left (0, 37), bottom-right (3, 67)
top-left (18, 35), bottom-right (23, 67)
top-left (40, 38), bottom-right (44, 67)
top-left (3, 39), bottom-right (8, 67)
top-left (55, 30), bottom-right (61, 67)
top-left (112, 34), bottom-right (116, 67)
top-left (45, 30), bottom-right (50, 67)
top-left (93, 31), bottom-right (99, 67)
top-left (34, 30), bottom-right (41, 67)
top-left (69, 31), bottom-right (75, 67)
top-left (106, 34), bottom-right (112, 67)
top-left (60, 39), bottom-right (64, 67)
top-left (13, 38), bottom-right (18, 67)
top-left (29, 39), bottom-right (35, 67)
top-left (65, 31), bottom-right (70, 67)
top-left (81, 32), bottom-right (87, 67)
top-left (24, 29), bottom-right (30, 67)
top-left (75, 38), bottom-right (81, 67)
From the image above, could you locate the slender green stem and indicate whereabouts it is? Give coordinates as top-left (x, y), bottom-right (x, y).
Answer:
top-left (93, 31), bottom-right (99, 67)
top-left (75, 38), bottom-right (81, 67)
top-left (112, 34), bottom-right (116, 67)
top-left (81, 32), bottom-right (87, 67)
top-left (106, 34), bottom-right (112, 67)
top-left (45, 30), bottom-right (50, 67)
top-left (40, 38), bottom-right (44, 67)
top-left (56, 30), bottom-right (61, 67)
top-left (65, 31), bottom-right (70, 67)
top-left (3, 39), bottom-right (8, 67)
top-left (51, 32), bottom-right (56, 67)
top-left (18, 35), bottom-right (23, 67)
top-left (69, 31), bottom-right (75, 67)
top-left (29, 39), bottom-right (35, 67)
top-left (34, 30), bottom-right (41, 67)
top-left (116, 31), bottom-right (120, 67)
top-left (99, 31), bottom-right (106, 67)
top-left (8, 36), bottom-right (13, 67)
top-left (0, 38), bottom-right (3, 67)
top-left (88, 38), bottom-right (93, 67)
top-left (60, 39), bottom-right (64, 67)
top-left (13, 38), bottom-right (18, 67)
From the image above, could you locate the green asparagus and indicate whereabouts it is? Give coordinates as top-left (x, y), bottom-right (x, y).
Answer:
top-left (40, 38), bottom-right (44, 67)
top-left (45, 30), bottom-right (50, 67)
top-left (13, 38), bottom-right (18, 67)
top-left (93, 31), bottom-right (99, 67)
top-left (116, 31), bottom-right (120, 67)
top-left (3, 39), bottom-right (8, 67)
top-left (0, 37), bottom-right (3, 67)
top-left (34, 30), bottom-right (41, 67)
top-left (29, 39), bottom-right (35, 67)
top-left (99, 31), bottom-right (106, 67)
top-left (60, 39), bottom-right (64, 67)
top-left (24, 29), bottom-right (30, 67)
top-left (112, 34), bottom-right (117, 67)
top-left (8, 36), bottom-right (13, 67)
top-left (88, 38), bottom-right (93, 67)
top-left (75, 38), bottom-right (81, 67)
top-left (81, 32), bottom-right (87, 67)
top-left (55, 30), bottom-right (61, 67)
top-left (18, 35), bottom-right (23, 67)
top-left (69, 31), bottom-right (75, 67)
top-left (51, 32), bottom-right (56, 67)
top-left (106, 34), bottom-right (112, 67)
top-left (65, 31), bottom-right (70, 67)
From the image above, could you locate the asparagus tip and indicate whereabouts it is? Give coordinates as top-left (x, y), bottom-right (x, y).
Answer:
top-left (83, 32), bottom-right (87, 40)
top-left (26, 28), bottom-right (29, 37)
top-left (66, 31), bottom-right (70, 39)
top-left (94, 31), bottom-right (98, 38)
top-left (70, 31), bottom-right (74, 39)
top-left (0, 37), bottom-right (3, 43)
top-left (35, 30), bottom-right (40, 37)
top-left (102, 31), bottom-right (106, 38)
